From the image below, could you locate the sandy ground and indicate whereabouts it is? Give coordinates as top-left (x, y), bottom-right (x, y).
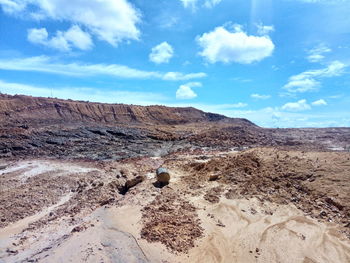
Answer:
top-left (0, 148), bottom-right (349, 263)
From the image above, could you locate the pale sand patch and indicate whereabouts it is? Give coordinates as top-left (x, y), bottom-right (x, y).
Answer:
top-left (0, 193), bottom-right (73, 260)
top-left (0, 160), bottom-right (98, 182)
top-left (178, 197), bottom-right (350, 263)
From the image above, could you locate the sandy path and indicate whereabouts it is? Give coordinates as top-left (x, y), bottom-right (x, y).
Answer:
top-left (38, 206), bottom-right (149, 263)
top-left (0, 193), bottom-right (73, 261)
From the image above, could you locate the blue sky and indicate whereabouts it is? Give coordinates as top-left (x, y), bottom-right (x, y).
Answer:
top-left (0, 0), bottom-right (349, 127)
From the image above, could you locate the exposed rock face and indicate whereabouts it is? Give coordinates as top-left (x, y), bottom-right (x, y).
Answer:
top-left (0, 94), bottom-right (251, 127)
top-left (0, 93), bottom-right (349, 161)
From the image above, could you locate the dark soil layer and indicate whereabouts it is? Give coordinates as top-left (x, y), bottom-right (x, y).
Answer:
top-left (141, 189), bottom-right (203, 253)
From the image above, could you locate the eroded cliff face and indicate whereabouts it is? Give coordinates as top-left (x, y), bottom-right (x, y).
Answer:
top-left (0, 94), bottom-right (253, 127)
top-left (0, 94), bottom-right (257, 160)
top-left (0, 93), bottom-right (348, 161)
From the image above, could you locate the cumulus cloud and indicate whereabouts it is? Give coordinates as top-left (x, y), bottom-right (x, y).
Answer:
top-left (176, 82), bottom-right (201, 99)
top-left (283, 60), bottom-right (347, 93)
top-left (251, 93), bottom-right (271, 100)
top-left (0, 56), bottom-right (206, 81)
top-left (149, 42), bottom-right (174, 64)
top-left (196, 24), bottom-right (274, 64)
top-left (281, 99), bottom-right (311, 111)
top-left (1, 0), bottom-right (141, 46)
top-left (27, 28), bottom-right (49, 45)
top-left (307, 44), bottom-right (331, 63)
top-left (28, 26), bottom-right (93, 51)
top-left (312, 99), bottom-right (327, 106)
top-left (64, 25), bottom-right (93, 50)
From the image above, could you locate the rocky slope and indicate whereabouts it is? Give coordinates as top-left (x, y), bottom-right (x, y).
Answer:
top-left (0, 93), bottom-right (349, 160)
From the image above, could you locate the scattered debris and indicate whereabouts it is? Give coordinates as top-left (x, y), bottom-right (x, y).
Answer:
top-left (118, 175), bottom-right (145, 195)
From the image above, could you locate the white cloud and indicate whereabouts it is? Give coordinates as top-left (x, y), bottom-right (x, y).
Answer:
top-left (0, 56), bottom-right (206, 81)
top-left (197, 25), bottom-right (274, 64)
top-left (176, 82), bottom-right (201, 99)
top-left (0, 79), bottom-right (167, 105)
top-left (256, 23), bottom-right (274, 36)
top-left (64, 25), bottom-right (93, 50)
top-left (281, 99), bottom-right (311, 111)
top-left (180, 0), bottom-right (198, 9)
top-left (180, 0), bottom-right (222, 10)
top-left (163, 72), bottom-right (206, 81)
top-left (312, 99), bottom-right (327, 106)
top-left (2, 0), bottom-right (141, 47)
top-left (149, 42), bottom-right (174, 64)
top-left (28, 26), bottom-right (93, 51)
top-left (157, 15), bottom-right (179, 29)
top-left (283, 78), bottom-right (320, 93)
top-left (251, 93), bottom-right (271, 100)
top-left (229, 102), bottom-right (248, 108)
top-left (48, 31), bottom-right (71, 51)
top-left (307, 44), bottom-right (331, 63)
top-left (27, 28), bottom-right (49, 45)
top-left (0, 0), bottom-right (25, 14)
top-left (204, 0), bottom-right (222, 8)
top-left (283, 60), bottom-right (347, 93)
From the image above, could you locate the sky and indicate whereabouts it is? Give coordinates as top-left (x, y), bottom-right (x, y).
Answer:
top-left (0, 0), bottom-right (349, 128)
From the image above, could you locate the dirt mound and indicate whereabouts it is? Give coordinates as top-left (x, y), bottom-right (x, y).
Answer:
top-left (141, 189), bottom-right (203, 253)
top-left (183, 148), bottom-right (350, 238)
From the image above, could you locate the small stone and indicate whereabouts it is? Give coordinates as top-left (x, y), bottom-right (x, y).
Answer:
top-left (209, 174), bottom-right (220, 181)
top-left (319, 211), bottom-right (327, 217)
top-left (71, 226), bottom-right (84, 233)
top-left (216, 220), bottom-right (225, 227)
top-left (6, 248), bottom-right (18, 255)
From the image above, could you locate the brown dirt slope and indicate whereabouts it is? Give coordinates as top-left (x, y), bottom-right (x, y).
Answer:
top-left (0, 93), bottom-right (253, 127)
